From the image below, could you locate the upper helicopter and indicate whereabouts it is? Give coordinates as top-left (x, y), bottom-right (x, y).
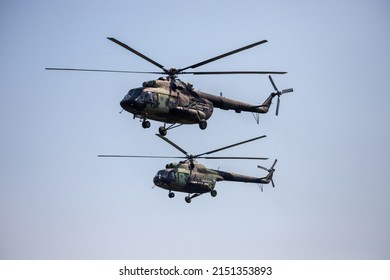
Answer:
top-left (47, 37), bottom-right (293, 135)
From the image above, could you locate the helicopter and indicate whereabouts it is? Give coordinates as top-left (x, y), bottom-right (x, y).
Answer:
top-left (46, 37), bottom-right (293, 136)
top-left (99, 134), bottom-right (277, 203)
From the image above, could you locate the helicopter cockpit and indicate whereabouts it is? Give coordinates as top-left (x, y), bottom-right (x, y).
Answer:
top-left (121, 88), bottom-right (142, 103)
top-left (120, 88), bottom-right (158, 110)
top-left (153, 169), bottom-right (176, 186)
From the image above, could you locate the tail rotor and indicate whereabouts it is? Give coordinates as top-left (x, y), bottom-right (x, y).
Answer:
top-left (258, 159), bottom-right (277, 188)
top-left (269, 75), bottom-right (293, 116)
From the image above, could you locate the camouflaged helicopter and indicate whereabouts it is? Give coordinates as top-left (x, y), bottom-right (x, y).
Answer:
top-left (46, 37), bottom-right (293, 136)
top-left (99, 134), bottom-right (277, 203)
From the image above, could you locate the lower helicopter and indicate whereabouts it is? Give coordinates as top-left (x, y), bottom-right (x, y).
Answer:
top-left (99, 134), bottom-right (277, 203)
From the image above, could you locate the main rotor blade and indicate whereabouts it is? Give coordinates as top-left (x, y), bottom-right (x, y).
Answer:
top-left (199, 156), bottom-right (268, 160)
top-left (45, 67), bottom-right (164, 74)
top-left (155, 134), bottom-right (190, 157)
top-left (182, 71), bottom-right (287, 75)
top-left (98, 155), bottom-right (187, 159)
top-left (179, 39), bottom-right (268, 72)
top-left (107, 37), bottom-right (168, 72)
top-left (195, 135), bottom-right (266, 158)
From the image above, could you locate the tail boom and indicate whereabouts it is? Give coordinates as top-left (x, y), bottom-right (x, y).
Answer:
top-left (212, 169), bottom-right (272, 184)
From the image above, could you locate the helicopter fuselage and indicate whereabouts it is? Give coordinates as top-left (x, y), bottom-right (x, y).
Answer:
top-left (153, 161), bottom-right (268, 195)
top-left (120, 78), bottom-right (214, 125)
top-left (119, 78), bottom-right (275, 130)
top-left (153, 162), bottom-right (220, 194)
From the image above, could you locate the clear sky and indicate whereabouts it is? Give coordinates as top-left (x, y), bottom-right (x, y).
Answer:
top-left (1, 0), bottom-right (389, 259)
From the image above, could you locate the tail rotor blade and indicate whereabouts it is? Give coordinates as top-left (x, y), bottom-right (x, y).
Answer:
top-left (269, 75), bottom-right (278, 92)
top-left (276, 96), bottom-right (280, 116)
top-left (257, 164), bottom-right (269, 172)
top-left (258, 159), bottom-right (277, 172)
top-left (270, 159), bottom-right (278, 170)
top-left (281, 88), bottom-right (293, 94)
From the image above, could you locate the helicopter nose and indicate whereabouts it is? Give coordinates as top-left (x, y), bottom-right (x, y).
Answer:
top-left (153, 173), bottom-right (170, 187)
top-left (153, 174), bottom-right (163, 184)
top-left (120, 94), bottom-right (133, 109)
top-left (153, 175), bottom-right (164, 187)
top-left (120, 94), bottom-right (145, 110)
top-left (120, 97), bottom-right (138, 111)
top-left (120, 98), bottom-right (128, 110)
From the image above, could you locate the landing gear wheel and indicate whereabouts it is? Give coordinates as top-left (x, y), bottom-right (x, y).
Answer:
top-left (199, 120), bottom-right (207, 130)
top-left (211, 190), bottom-right (217, 197)
top-left (159, 126), bottom-right (167, 136)
top-left (142, 120), bottom-right (151, 129)
top-left (168, 192), bottom-right (175, 198)
top-left (185, 196), bottom-right (191, 203)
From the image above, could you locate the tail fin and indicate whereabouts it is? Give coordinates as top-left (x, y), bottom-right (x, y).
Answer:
top-left (258, 93), bottom-right (275, 113)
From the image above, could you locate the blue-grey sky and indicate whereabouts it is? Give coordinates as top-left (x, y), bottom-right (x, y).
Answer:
top-left (1, 0), bottom-right (389, 259)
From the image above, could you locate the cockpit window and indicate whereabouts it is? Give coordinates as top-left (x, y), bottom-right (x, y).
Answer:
top-left (156, 170), bottom-right (176, 180)
top-left (144, 91), bottom-right (154, 102)
top-left (156, 170), bottom-right (166, 178)
top-left (127, 88), bottom-right (142, 99)
top-left (168, 170), bottom-right (176, 180)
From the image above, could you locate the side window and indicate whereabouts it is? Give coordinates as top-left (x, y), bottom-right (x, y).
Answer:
top-left (168, 171), bottom-right (176, 180)
top-left (178, 172), bottom-right (188, 184)
top-left (159, 94), bottom-right (169, 107)
top-left (168, 96), bottom-right (177, 107)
